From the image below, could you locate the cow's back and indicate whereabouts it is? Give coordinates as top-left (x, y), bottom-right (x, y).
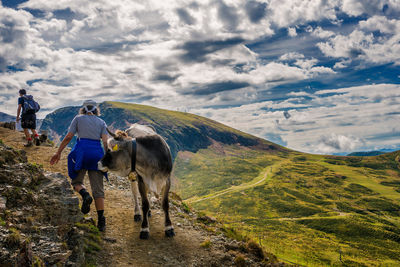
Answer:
top-left (126, 124), bottom-right (156, 138)
top-left (137, 135), bottom-right (172, 174)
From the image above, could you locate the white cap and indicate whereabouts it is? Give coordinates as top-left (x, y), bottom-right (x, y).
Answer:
top-left (82, 100), bottom-right (97, 113)
top-left (83, 100), bottom-right (97, 106)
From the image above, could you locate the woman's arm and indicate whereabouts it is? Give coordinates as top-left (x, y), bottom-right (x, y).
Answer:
top-left (101, 133), bottom-right (108, 152)
top-left (50, 132), bottom-right (74, 165)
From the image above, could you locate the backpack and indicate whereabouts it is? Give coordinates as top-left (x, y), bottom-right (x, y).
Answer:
top-left (22, 95), bottom-right (40, 114)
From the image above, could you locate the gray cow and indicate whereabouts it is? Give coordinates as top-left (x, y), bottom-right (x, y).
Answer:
top-left (98, 124), bottom-right (174, 239)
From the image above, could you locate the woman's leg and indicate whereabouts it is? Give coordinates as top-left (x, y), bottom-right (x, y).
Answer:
top-left (71, 170), bottom-right (93, 214)
top-left (95, 197), bottom-right (104, 211)
top-left (71, 169), bottom-right (87, 192)
top-left (73, 183), bottom-right (85, 192)
top-left (88, 170), bottom-right (106, 231)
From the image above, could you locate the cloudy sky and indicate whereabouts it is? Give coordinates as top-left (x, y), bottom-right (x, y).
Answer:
top-left (0, 0), bottom-right (399, 154)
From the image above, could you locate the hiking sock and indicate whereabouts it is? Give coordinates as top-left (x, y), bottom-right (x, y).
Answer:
top-left (97, 210), bottom-right (104, 219)
top-left (79, 188), bottom-right (89, 198)
top-left (97, 210), bottom-right (106, 231)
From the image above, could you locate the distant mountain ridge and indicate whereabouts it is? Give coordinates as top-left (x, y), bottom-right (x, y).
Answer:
top-left (347, 151), bottom-right (387, 156)
top-left (0, 112), bottom-right (15, 122)
top-left (346, 148), bottom-right (399, 156)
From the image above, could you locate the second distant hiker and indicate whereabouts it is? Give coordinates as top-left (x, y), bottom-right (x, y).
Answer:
top-left (16, 89), bottom-right (41, 147)
top-left (50, 100), bottom-right (109, 231)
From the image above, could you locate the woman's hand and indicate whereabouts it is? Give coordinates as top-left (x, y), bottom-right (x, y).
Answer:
top-left (50, 152), bottom-right (61, 165)
top-left (49, 132), bottom-right (73, 165)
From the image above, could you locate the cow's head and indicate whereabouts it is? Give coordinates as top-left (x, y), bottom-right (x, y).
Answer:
top-left (98, 128), bottom-right (132, 177)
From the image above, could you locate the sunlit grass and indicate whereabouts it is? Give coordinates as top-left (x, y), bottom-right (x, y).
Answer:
top-left (174, 145), bottom-right (400, 266)
top-left (320, 161), bottom-right (400, 201)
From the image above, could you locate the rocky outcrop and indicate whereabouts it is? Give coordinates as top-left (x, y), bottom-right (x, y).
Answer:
top-left (0, 143), bottom-right (85, 266)
top-left (0, 122), bottom-right (16, 131)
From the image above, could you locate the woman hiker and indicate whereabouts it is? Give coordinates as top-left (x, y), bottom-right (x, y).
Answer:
top-left (50, 100), bottom-right (109, 231)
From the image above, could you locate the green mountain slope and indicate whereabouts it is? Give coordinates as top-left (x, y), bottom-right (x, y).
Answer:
top-left (41, 101), bottom-right (284, 158)
top-left (41, 101), bottom-right (400, 266)
top-left (176, 149), bottom-right (400, 266)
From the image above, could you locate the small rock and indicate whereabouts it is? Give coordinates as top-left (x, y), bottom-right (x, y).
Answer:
top-left (103, 237), bottom-right (117, 243)
top-left (83, 217), bottom-right (95, 225)
top-left (0, 197), bottom-right (6, 212)
top-left (63, 197), bottom-right (79, 206)
top-left (197, 215), bottom-right (217, 224)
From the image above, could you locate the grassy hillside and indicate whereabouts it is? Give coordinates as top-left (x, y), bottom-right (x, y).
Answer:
top-left (173, 144), bottom-right (283, 199)
top-left (174, 147), bottom-right (400, 266)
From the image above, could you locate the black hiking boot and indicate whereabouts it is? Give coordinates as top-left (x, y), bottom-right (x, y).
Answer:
top-left (97, 216), bottom-right (106, 232)
top-left (81, 193), bottom-right (93, 214)
top-left (24, 140), bottom-right (33, 147)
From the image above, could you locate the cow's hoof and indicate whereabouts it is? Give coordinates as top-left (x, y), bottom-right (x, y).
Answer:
top-left (148, 210), bottom-right (152, 217)
top-left (140, 231), bottom-right (149, 240)
top-left (134, 214), bottom-right (142, 222)
top-left (165, 229), bottom-right (175, 237)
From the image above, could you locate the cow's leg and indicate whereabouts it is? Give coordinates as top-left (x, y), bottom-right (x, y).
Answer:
top-left (130, 180), bottom-right (141, 222)
top-left (137, 175), bottom-right (150, 239)
top-left (162, 176), bottom-right (175, 237)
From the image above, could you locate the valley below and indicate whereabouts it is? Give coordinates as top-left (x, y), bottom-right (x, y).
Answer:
top-left (173, 144), bottom-right (400, 266)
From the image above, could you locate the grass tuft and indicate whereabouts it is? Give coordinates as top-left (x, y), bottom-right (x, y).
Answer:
top-left (5, 227), bottom-right (21, 248)
top-left (234, 254), bottom-right (247, 267)
top-left (200, 239), bottom-right (211, 249)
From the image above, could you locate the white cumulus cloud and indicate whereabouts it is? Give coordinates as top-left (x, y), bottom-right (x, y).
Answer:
top-left (315, 133), bottom-right (365, 154)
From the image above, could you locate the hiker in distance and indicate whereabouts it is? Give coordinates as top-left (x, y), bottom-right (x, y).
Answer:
top-left (16, 89), bottom-right (40, 147)
top-left (50, 100), bottom-right (109, 231)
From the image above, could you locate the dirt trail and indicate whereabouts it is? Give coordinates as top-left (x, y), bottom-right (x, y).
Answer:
top-left (0, 127), bottom-right (273, 266)
top-left (188, 169), bottom-right (270, 204)
top-left (187, 161), bottom-right (289, 204)
top-left (95, 188), bottom-right (219, 266)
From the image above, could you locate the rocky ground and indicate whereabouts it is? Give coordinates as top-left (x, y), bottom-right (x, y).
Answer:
top-left (0, 140), bottom-right (85, 266)
top-left (0, 127), bottom-right (284, 266)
